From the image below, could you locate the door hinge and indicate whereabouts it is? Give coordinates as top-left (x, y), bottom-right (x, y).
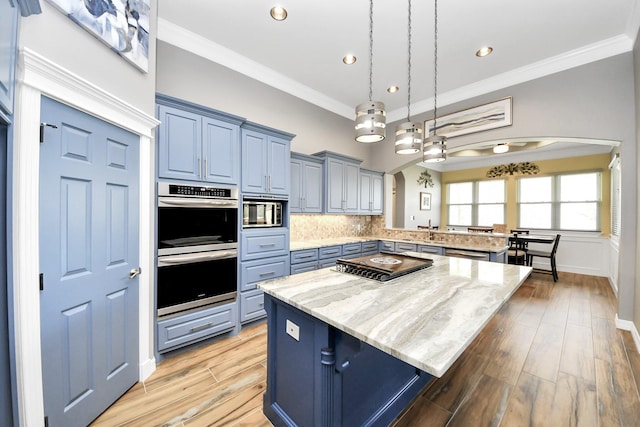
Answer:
top-left (39, 122), bottom-right (58, 143)
top-left (44, 416), bottom-right (48, 427)
top-left (39, 273), bottom-right (44, 291)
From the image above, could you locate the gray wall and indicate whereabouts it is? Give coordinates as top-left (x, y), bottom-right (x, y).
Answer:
top-left (634, 33), bottom-right (640, 332)
top-left (19, 0), bottom-right (158, 115)
top-left (371, 54), bottom-right (636, 175)
top-left (397, 166), bottom-right (442, 229)
top-left (156, 42), bottom-right (376, 168)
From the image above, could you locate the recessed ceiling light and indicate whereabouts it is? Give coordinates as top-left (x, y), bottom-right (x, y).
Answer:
top-left (493, 143), bottom-right (509, 153)
top-left (387, 86), bottom-right (399, 93)
top-left (343, 54), bottom-right (357, 65)
top-left (476, 46), bottom-right (493, 57)
top-left (270, 6), bottom-right (288, 21)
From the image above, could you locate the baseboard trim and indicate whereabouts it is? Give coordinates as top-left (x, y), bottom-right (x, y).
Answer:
top-left (139, 357), bottom-right (156, 382)
top-left (615, 315), bottom-right (640, 353)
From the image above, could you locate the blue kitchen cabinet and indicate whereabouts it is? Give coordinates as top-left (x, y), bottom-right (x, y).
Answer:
top-left (379, 240), bottom-right (395, 253)
top-left (361, 240), bottom-right (379, 256)
top-left (313, 151), bottom-right (361, 214)
top-left (290, 248), bottom-right (319, 275)
top-left (396, 242), bottom-right (418, 253)
top-left (241, 123), bottom-right (294, 196)
top-left (0, 0), bottom-right (18, 116)
top-left (239, 228), bottom-right (290, 323)
top-left (360, 169), bottom-right (384, 214)
top-left (290, 152), bottom-right (323, 213)
top-left (418, 244), bottom-right (444, 255)
top-left (156, 301), bottom-right (237, 353)
top-left (156, 95), bottom-right (243, 185)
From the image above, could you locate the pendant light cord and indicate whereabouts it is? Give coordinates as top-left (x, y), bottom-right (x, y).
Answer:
top-left (433, 0), bottom-right (439, 135)
top-left (407, 0), bottom-right (412, 121)
top-left (368, 0), bottom-right (374, 102)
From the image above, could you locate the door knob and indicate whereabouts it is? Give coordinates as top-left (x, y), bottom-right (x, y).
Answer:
top-left (129, 267), bottom-right (142, 279)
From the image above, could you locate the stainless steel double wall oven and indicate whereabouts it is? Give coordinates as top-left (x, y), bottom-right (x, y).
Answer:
top-left (156, 182), bottom-right (239, 317)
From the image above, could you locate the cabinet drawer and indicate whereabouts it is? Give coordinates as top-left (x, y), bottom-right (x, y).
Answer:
top-left (241, 231), bottom-right (289, 260)
top-left (342, 243), bottom-right (362, 255)
top-left (319, 245), bottom-right (342, 259)
top-left (362, 241), bottom-right (378, 252)
top-left (240, 289), bottom-right (266, 323)
top-left (418, 245), bottom-right (444, 255)
top-left (157, 303), bottom-right (237, 353)
top-left (290, 261), bottom-right (318, 275)
top-left (361, 250), bottom-right (378, 257)
top-left (240, 256), bottom-right (289, 291)
top-left (379, 240), bottom-right (395, 252)
top-left (318, 257), bottom-right (341, 269)
top-left (395, 242), bottom-right (417, 252)
top-left (290, 249), bottom-right (319, 264)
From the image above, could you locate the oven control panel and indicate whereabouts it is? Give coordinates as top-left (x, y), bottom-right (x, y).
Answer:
top-left (158, 182), bottom-right (239, 199)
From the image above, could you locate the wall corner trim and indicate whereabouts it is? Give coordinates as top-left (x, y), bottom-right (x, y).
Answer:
top-left (615, 314), bottom-right (640, 353)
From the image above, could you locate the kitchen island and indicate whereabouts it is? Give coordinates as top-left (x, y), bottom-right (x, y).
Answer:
top-left (259, 252), bottom-right (531, 426)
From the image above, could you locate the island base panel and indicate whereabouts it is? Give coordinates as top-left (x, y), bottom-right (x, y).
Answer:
top-left (263, 294), bottom-right (433, 427)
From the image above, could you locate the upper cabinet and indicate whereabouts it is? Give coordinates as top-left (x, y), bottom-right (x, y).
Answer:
top-left (314, 151), bottom-right (361, 214)
top-left (0, 0), bottom-right (19, 116)
top-left (290, 152), bottom-right (322, 213)
top-left (360, 169), bottom-right (384, 214)
top-left (241, 122), bottom-right (294, 197)
top-left (156, 94), bottom-right (244, 185)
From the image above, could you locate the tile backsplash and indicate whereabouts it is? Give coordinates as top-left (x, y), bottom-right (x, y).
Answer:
top-left (290, 214), bottom-right (385, 241)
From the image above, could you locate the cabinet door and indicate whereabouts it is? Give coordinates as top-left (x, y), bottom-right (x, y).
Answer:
top-left (0, 0), bottom-right (18, 115)
top-left (344, 162), bottom-right (360, 212)
top-left (157, 105), bottom-right (201, 181)
top-left (202, 117), bottom-right (239, 185)
top-left (290, 158), bottom-right (302, 213)
top-left (360, 172), bottom-right (372, 212)
top-left (241, 129), bottom-right (268, 193)
top-left (371, 173), bottom-right (384, 213)
top-left (268, 136), bottom-right (290, 195)
top-left (302, 161), bottom-right (322, 213)
top-left (326, 158), bottom-right (345, 212)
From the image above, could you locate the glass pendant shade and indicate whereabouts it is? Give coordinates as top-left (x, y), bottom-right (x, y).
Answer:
top-left (355, 101), bottom-right (386, 143)
top-left (423, 134), bottom-right (447, 162)
top-left (394, 121), bottom-right (423, 154)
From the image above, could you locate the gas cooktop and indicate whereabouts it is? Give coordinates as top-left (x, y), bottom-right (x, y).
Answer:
top-left (335, 253), bottom-right (433, 282)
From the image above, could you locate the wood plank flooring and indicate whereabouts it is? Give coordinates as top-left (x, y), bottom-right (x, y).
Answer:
top-left (91, 272), bottom-right (640, 426)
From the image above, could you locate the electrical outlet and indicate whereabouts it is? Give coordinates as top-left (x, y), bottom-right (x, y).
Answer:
top-left (286, 319), bottom-right (300, 341)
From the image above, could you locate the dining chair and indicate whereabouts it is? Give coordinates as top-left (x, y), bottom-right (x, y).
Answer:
top-left (507, 233), bottom-right (527, 265)
top-left (527, 234), bottom-right (561, 281)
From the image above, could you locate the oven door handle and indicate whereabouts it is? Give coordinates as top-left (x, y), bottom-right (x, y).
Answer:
top-left (158, 198), bottom-right (238, 208)
top-left (158, 250), bottom-right (238, 266)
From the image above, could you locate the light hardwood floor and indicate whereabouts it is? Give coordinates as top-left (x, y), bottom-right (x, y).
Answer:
top-left (91, 272), bottom-right (640, 426)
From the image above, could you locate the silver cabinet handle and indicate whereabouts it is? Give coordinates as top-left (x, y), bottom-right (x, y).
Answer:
top-left (129, 267), bottom-right (141, 279)
top-left (259, 243), bottom-right (276, 247)
top-left (203, 158), bottom-right (208, 179)
top-left (190, 322), bottom-right (213, 333)
top-left (259, 271), bottom-right (276, 277)
top-left (198, 157), bottom-right (202, 179)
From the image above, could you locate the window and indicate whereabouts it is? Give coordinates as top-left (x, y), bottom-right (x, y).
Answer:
top-left (447, 180), bottom-right (505, 227)
top-left (518, 172), bottom-right (601, 231)
top-left (610, 156), bottom-right (620, 236)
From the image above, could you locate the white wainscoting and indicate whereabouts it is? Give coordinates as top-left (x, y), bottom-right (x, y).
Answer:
top-left (526, 231), bottom-right (610, 278)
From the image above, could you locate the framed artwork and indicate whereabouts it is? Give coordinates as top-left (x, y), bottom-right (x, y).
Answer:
top-left (420, 192), bottom-right (431, 211)
top-left (424, 97), bottom-right (512, 139)
top-left (48, 0), bottom-right (150, 72)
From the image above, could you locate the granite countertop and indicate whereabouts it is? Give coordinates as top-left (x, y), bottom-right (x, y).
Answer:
top-left (290, 236), bottom-right (508, 253)
top-left (259, 252), bottom-right (531, 377)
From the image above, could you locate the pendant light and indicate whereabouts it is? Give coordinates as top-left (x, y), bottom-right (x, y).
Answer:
top-left (423, 0), bottom-right (447, 163)
top-left (395, 0), bottom-right (422, 154)
top-left (355, 0), bottom-right (386, 143)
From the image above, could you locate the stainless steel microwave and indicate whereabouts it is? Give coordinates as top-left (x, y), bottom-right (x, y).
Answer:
top-left (242, 200), bottom-right (283, 228)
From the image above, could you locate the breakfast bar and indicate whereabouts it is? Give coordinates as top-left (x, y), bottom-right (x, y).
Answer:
top-left (259, 252), bottom-right (531, 426)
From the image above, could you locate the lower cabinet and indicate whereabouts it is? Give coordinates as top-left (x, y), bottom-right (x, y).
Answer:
top-left (157, 302), bottom-right (237, 353)
top-left (240, 289), bottom-right (267, 324)
top-left (417, 244), bottom-right (444, 255)
top-left (379, 240), bottom-right (395, 253)
top-left (239, 253), bottom-right (289, 323)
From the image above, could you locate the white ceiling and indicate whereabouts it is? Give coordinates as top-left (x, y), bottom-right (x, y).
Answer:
top-left (156, 0), bottom-right (637, 169)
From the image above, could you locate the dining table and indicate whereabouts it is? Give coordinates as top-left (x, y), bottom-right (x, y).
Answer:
top-left (509, 234), bottom-right (555, 244)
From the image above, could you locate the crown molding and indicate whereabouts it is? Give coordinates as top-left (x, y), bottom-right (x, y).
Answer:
top-left (157, 17), bottom-right (354, 119)
top-left (388, 34), bottom-right (635, 122)
top-left (158, 17), bottom-right (634, 123)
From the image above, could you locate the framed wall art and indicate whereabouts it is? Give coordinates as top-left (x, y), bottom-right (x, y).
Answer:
top-left (424, 97), bottom-right (512, 139)
top-left (420, 192), bottom-right (431, 211)
top-left (48, 0), bottom-right (150, 72)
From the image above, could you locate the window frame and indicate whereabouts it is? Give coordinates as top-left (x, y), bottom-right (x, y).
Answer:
top-left (447, 179), bottom-right (506, 227)
top-left (517, 170), bottom-right (602, 231)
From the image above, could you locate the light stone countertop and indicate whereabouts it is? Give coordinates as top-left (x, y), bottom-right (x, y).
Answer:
top-left (290, 236), bottom-right (508, 253)
top-left (258, 252), bottom-right (531, 377)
